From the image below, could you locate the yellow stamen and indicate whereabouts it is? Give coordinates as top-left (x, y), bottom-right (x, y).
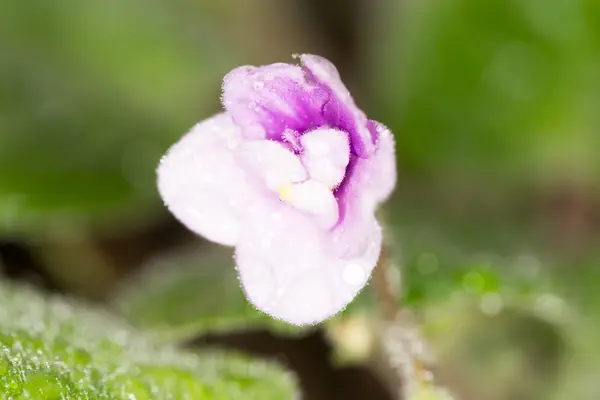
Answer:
top-left (278, 184), bottom-right (293, 202)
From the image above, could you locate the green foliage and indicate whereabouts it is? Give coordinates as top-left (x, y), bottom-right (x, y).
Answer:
top-left (390, 213), bottom-right (600, 400)
top-left (372, 0), bottom-right (600, 184)
top-left (0, 0), bottom-right (232, 234)
top-left (0, 281), bottom-right (298, 399)
top-left (1, 0), bottom-right (600, 398)
top-left (326, 200), bottom-right (600, 398)
top-left (113, 246), bottom-right (306, 340)
top-left (0, 0), bottom-right (313, 235)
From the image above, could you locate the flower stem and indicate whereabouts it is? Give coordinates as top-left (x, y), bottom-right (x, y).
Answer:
top-left (372, 244), bottom-right (399, 320)
top-left (371, 242), bottom-right (457, 399)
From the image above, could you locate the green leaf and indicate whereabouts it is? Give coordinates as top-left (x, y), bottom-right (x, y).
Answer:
top-left (370, 0), bottom-right (600, 185)
top-left (390, 218), bottom-right (600, 400)
top-left (330, 199), bottom-right (600, 398)
top-left (113, 246), bottom-right (307, 340)
top-left (0, 281), bottom-right (298, 399)
top-left (0, 0), bottom-right (314, 235)
top-left (0, 0), bottom-right (228, 234)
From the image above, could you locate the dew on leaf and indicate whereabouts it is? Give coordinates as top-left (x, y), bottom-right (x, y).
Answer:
top-left (0, 282), bottom-right (298, 399)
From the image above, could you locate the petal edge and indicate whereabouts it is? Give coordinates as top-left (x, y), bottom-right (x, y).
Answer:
top-left (157, 113), bottom-right (260, 246)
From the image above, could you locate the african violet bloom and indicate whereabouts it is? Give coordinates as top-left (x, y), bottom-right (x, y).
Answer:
top-left (158, 54), bottom-right (396, 325)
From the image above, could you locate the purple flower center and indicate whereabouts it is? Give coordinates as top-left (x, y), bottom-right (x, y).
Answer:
top-left (224, 63), bottom-right (374, 158)
top-left (223, 60), bottom-right (381, 228)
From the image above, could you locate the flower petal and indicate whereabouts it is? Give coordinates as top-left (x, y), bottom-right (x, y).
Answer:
top-left (157, 113), bottom-right (260, 246)
top-left (222, 63), bottom-right (328, 140)
top-left (332, 177), bottom-right (383, 259)
top-left (235, 140), bottom-right (307, 192)
top-left (279, 179), bottom-right (338, 229)
top-left (235, 200), bottom-right (381, 326)
top-left (300, 128), bottom-right (350, 189)
top-left (299, 54), bottom-right (375, 158)
top-left (359, 120), bottom-right (397, 204)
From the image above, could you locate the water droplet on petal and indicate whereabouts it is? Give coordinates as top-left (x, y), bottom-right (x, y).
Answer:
top-left (253, 81), bottom-right (265, 89)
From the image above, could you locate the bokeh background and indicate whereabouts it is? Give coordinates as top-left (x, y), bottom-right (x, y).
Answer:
top-left (1, 0), bottom-right (600, 399)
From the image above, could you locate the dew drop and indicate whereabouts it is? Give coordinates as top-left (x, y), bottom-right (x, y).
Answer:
top-left (253, 81), bottom-right (265, 89)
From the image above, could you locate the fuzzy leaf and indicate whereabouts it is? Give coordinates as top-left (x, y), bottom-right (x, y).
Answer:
top-left (0, 281), bottom-right (298, 399)
top-left (113, 246), bottom-right (307, 340)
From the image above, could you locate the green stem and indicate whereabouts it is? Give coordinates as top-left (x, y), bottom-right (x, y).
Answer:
top-left (372, 244), bottom-right (399, 320)
top-left (371, 243), bottom-right (456, 399)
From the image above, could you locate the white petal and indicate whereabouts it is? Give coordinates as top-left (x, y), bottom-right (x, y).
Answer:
top-left (157, 113), bottom-right (259, 246)
top-left (300, 128), bottom-right (350, 188)
top-left (279, 179), bottom-right (338, 229)
top-left (235, 202), bottom-right (382, 326)
top-left (355, 122), bottom-right (397, 206)
top-left (235, 140), bottom-right (307, 191)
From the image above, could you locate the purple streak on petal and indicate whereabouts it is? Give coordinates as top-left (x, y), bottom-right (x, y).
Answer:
top-left (300, 54), bottom-right (375, 158)
top-left (332, 120), bottom-right (395, 230)
top-left (333, 154), bottom-right (358, 227)
top-left (222, 63), bottom-right (328, 141)
top-left (366, 119), bottom-right (379, 144)
top-left (254, 104), bottom-right (304, 139)
top-left (282, 129), bottom-right (303, 153)
top-left (322, 95), bottom-right (368, 156)
top-left (333, 120), bottom-right (396, 225)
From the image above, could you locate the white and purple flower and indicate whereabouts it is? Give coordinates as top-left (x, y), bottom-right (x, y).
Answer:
top-left (157, 54), bottom-right (396, 325)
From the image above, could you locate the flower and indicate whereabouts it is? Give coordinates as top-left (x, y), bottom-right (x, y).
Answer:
top-left (157, 54), bottom-right (396, 325)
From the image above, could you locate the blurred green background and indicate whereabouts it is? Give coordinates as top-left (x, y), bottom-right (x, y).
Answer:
top-left (1, 0), bottom-right (600, 399)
